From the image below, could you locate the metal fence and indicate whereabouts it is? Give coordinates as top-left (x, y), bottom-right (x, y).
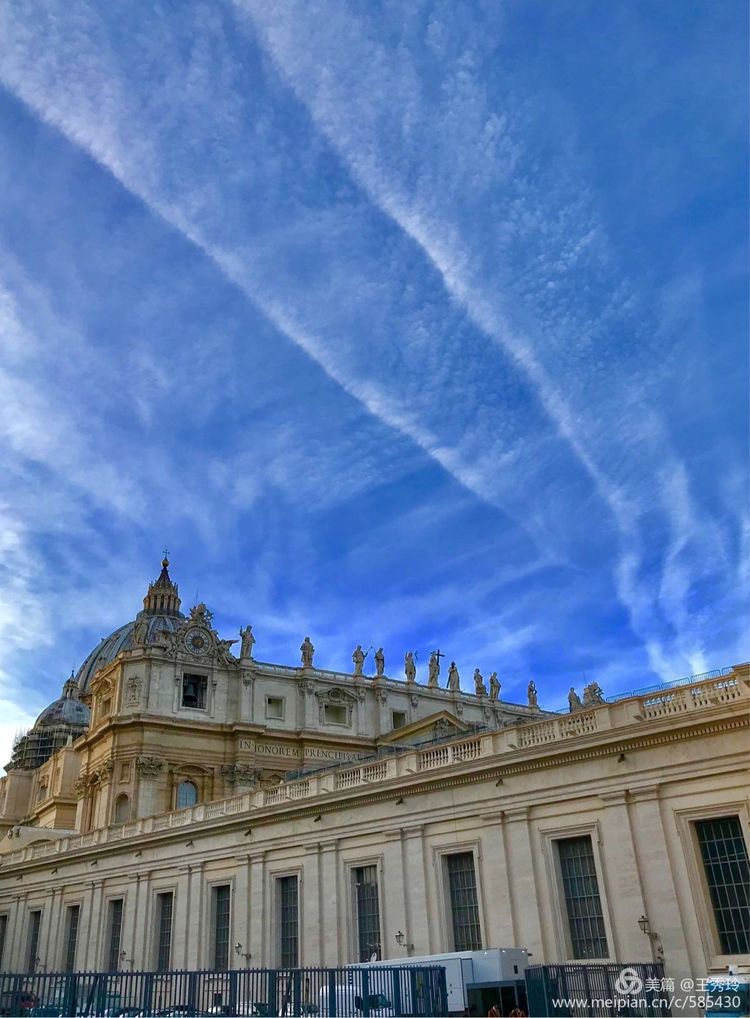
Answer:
top-left (525, 963), bottom-right (670, 1017)
top-left (0, 964), bottom-right (447, 1017)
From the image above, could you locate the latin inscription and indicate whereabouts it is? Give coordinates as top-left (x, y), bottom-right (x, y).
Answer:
top-left (237, 739), bottom-right (367, 763)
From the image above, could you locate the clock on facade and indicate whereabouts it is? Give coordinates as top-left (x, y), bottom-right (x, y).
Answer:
top-left (185, 626), bottom-right (210, 656)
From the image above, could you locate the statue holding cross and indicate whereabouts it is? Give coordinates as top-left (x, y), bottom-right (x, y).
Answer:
top-left (428, 649), bottom-right (443, 688)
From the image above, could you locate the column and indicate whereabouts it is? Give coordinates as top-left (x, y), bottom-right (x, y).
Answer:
top-left (597, 790), bottom-right (649, 962)
top-left (502, 807), bottom-right (544, 958)
top-left (82, 880), bottom-right (104, 969)
top-left (172, 866), bottom-right (191, 969)
top-left (402, 826), bottom-right (432, 955)
top-left (7, 892), bottom-right (25, 971)
top-left (302, 845), bottom-right (322, 967)
top-left (248, 852), bottom-right (267, 965)
top-left (628, 787), bottom-right (696, 979)
top-left (381, 832), bottom-right (407, 960)
top-left (320, 841), bottom-right (340, 965)
top-left (233, 855), bottom-right (251, 967)
top-left (478, 813), bottom-right (515, 948)
top-left (185, 862), bottom-right (204, 969)
top-left (40, 888), bottom-right (58, 971)
top-left (124, 871), bottom-right (150, 970)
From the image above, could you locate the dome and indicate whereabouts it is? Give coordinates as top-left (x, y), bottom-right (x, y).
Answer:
top-left (74, 557), bottom-right (185, 693)
top-left (9, 676), bottom-right (91, 770)
top-left (34, 689), bottom-right (91, 729)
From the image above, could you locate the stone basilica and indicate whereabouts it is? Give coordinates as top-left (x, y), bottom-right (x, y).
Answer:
top-left (0, 558), bottom-right (747, 992)
top-left (1, 558), bottom-right (543, 838)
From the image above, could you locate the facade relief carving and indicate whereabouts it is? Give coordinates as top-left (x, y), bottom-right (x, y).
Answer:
top-left (126, 676), bottom-right (142, 706)
top-left (136, 756), bottom-right (164, 778)
top-left (221, 763), bottom-right (259, 786)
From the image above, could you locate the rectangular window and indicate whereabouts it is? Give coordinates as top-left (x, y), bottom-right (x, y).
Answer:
top-left (266, 696), bottom-right (285, 720)
top-left (324, 704), bottom-right (347, 726)
top-left (557, 836), bottom-right (609, 958)
top-left (212, 885), bottom-right (231, 971)
top-left (0, 914), bottom-right (7, 969)
top-left (695, 816), bottom-right (750, 954)
top-left (278, 875), bottom-right (299, 967)
top-left (353, 865), bottom-right (381, 961)
top-left (63, 905), bottom-right (80, 972)
top-left (26, 910), bottom-right (41, 973)
top-left (107, 899), bottom-right (124, 970)
top-left (155, 892), bottom-right (174, 971)
top-left (391, 711), bottom-right (407, 730)
top-left (182, 673), bottom-right (207, 710)
top-left (445, 852), bottom-right (482, 951)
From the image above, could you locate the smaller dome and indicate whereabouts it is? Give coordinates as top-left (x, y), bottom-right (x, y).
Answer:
top-left (34, 684), bottom-right (91, 730)
top-left (9, 676), bottom-right (91, 770)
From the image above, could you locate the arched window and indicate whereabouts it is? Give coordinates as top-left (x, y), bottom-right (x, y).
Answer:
top-left (176, 780), bottom-right (198, 809)
top-left (114, 793), bottom-right (130, 824)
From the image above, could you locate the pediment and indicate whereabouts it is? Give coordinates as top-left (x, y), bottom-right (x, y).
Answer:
top-left (378, 709), bottom-right (471, 746)
top-left (314, 685), bottom-right (359, 704)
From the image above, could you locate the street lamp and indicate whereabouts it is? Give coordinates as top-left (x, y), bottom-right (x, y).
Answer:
top-left (235, 942), bottom-right (252, 963)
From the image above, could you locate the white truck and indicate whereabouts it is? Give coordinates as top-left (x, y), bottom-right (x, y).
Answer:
top-left (354, 947), bottom-right (530, 1016)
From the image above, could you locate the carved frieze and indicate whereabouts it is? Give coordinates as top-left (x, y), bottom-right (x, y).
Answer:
top-left (221, 763), bottom-right (259, 786)
top-left (136, 756), bottom-right (164, 778)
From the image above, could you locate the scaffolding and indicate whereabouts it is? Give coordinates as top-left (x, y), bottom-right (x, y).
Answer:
top-left (7, 721), bottom-right (87, 772)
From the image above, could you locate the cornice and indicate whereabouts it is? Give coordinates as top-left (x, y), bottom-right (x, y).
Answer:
top-left (4, 711), bottom-right (746, 878)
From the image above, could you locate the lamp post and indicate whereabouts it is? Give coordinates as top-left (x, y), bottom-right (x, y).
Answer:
top-left (638, 915), bottom-right (664, 961)
top-left (235, 942), bottom-right (252, 965)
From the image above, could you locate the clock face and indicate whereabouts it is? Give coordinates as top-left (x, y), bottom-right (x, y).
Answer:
top-left (185, 626), bottom-right (210, 656)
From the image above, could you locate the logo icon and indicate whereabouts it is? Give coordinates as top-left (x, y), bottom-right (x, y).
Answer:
top-left (614, 968), bottom-right (643, 995)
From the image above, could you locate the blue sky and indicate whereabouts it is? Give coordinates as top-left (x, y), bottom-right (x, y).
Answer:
top-left (0, 0), bottom-right (747, 763)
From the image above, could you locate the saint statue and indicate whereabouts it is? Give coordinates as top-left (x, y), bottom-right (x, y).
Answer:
top-left (239, 625), bottom-right (255, 659)
top-left (133, 618), bottom-right (149, 646)
top-left (527, 679), bottom-right (539, 709)
top-left (217, 638), bottom-right (238, 664)
top-left (404, 651), bottom-right (416, 683)
top-left (352, 644), bottom-right (365, 676)
top-left (374, 647), bottom-right (385, 677)
top-left (489, 672), bottom-right (501, 701)
top-left (300, 636), bottom-right (315, 668)
top-left (447, 662), bottom-right (460, 692)
top-left (428, 651), bottom-right (440, 687)
top-left (582, 681), bottom-right (604, 706)
top-left (473, 668), bottom-right (487, 696)
top-left (568, 686), bottom-right (582, 712)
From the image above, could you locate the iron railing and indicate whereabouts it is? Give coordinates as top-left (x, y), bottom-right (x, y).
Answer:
top-left (0, 964), bottom-right (447, 1017)
top-left (525, 962), bottom-right (670, 1017)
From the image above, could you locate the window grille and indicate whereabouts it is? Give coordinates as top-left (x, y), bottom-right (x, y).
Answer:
top-left (695, 816), bottom-right (750, 954)
top-left (445, 852), bottom-right (482, 951)
top-left (557, 836), bottom-right (609, 958)
top-left (107, 899), bottom-right (124, 970)
top-left (63, 905), bottom-right (80, 972)
top-left (26, 910), bottom-right (41, 973)
top-left (155, 892), bottom-right (174, 971)
top-left (278, 875), bottom-right (299, 967)
top-left (212, 885), bottom-right (231, 970)
top-left (354, 865), bottom-right (381, 961)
